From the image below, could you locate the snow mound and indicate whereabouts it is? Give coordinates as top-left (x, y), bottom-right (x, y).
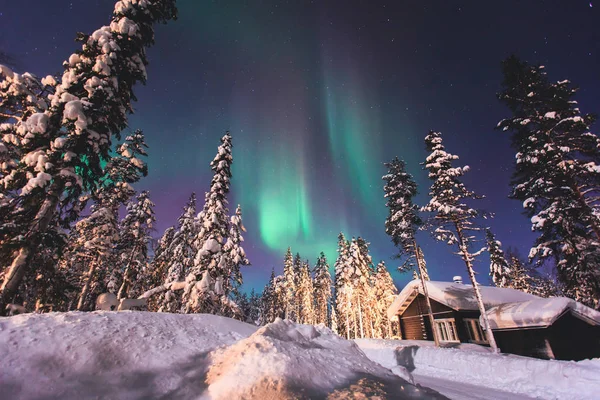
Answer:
top-left (355, 339), bottom-right (600, 400)
top-left (0, 311), bottom-right (257, 399)
top-left (0, 312), bottom-right (445, 399)
top-left (206, 318), bottom-right (444, 399)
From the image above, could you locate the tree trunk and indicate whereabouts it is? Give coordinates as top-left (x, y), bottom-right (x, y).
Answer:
top-left (0, 187), bottom-right (60, 314)
top-left (414, 239), bottom-right (440, 347)
top-left (357, 296), bottom-right (365, 338)
top-left (454, 223), bottom-right (500, 353)
top-left (77, 260), bottom-right (97, 311)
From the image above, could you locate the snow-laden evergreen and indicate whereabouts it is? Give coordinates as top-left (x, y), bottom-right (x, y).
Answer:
top-left (222, 204), bottom-right (250, 295)
top-left (372, 261), bottom-right (398, 338)
top-left (421, 130), bottom-right (499, 352)
top-left (486, 229), bottom-right (512, 288)
top-left (313, 252), bottom-right (332, 326)
top-left (184, 133), bottom-right (236, 315)
top-left (115, 190), bottom-right (156, 300)
top-left (282, 247), bottom-right (297, 321)
top-left (334, 233), bottom-right (353, 339)
top-left (62, 131), bottom-right (148, 310)
top-left (157, 193), bottom-right (197, 313)
top-left (146, 226), bottom-right (175, 311)
top-left (383, 157), bottom-right (422, 271)
top-left (498, 56), bottom-right (600, 309)
top-left (297, 259), bottom-right (314, 324)
top-left (0, 0), bottom-right (177, 311)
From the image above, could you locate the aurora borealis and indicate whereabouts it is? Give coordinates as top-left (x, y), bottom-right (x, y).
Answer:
top-left (2, 0), bottom-right (598, 292)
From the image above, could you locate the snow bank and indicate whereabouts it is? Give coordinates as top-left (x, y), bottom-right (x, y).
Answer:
top-left (0, 311), bottom-right (257, 399)
top-left (355, 339), bottom-right (600, 400)
top-left (206, 319), bottom-right (443, 399)
top-left (0, 312), bottom-right (446, 399)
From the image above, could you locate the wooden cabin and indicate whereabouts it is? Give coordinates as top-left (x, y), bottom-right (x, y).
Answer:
top-left (486, 297), bottom-right (600, 360)
top-left (388, 278), bottom-right (600, 361)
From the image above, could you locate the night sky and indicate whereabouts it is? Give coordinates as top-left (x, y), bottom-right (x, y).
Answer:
top-left (1, 1), bottom-right (598, 292)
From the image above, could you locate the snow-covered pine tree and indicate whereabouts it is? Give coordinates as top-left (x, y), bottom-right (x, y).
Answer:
top-left (0, 0), bottom-right (177, 312)
top-left (383, 156), bottom-right (438, 344)
top-left (146, 226), bottom-right (175, 311)
top-left (297, 259), bottom-right (314, 324)
top-left (222, 204), bottom-right (250, 296)
top-left (282, 247), bottom-right (297, 321)
top-left (373, 261), bottom-right (398, 338)
top-left (184, 132), bottom-right (233, 314)
top-left (313, 252), bottom-right (332, 326)
top-left (348, 237), bottom-right (373, 339)
top-left (66, 131), bottom-right (148, 310)
top-left (383, 157), bottom-right (423, 271)
top-left (247, 289), bottom-right (261, 325)
top-left (497, 56), bottom-right (600, 309)
top-left (486, 229), bottom-right (511, 288)
top-left (260, 268), bottom-right (276, 325)
top-left (157, 193), bottom-right (197, 313)
top-left (334, 232), bottom-right (353, 339)
top-left (502, 248), bottom-right (561, 298)
top-left (421, 130), bottom-right (499, 352)
top-left (115, 190), bottom-right (156, 300)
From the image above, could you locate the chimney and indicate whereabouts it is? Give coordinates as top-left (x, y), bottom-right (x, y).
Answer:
top-left (453, 276), bottom-right (463, 284)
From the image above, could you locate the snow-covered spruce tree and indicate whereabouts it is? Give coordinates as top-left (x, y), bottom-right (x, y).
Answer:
top-left (297, 259), bottom-right (314, 324)
top-left (282, 247), bottom-right (297, 321)
top-left (115, 190), bottom-right (156, 300)
top-left (421, 130), bottom-right (499, 352)
top-left (498, 56), bottom-right (600, 308)
top-left (383, 157), bottom-right (423, 270)
top-left (247, 289), bottom-right (261, 325)
top-left (71, 131), bottom-right (148, 310)
top-left (486, 229), bottom-right (511, 288)
top-left (313, 252), bottom-right (332, 326)
top-left (0, 0), bottom-right (178, 312)
top-left (383, 156), bottom-right (438, 344)
top-left (348, 237), bottom-right (373, 339)
top-left (373, 261), bottom-right (398, 338)
top-left (260, 268), bottom-right (276, 324)
top-left (146, 225), bottom-right (175, 311)
top-left (502, 248), bottom-right (561, 297)
top-left (157, 193), bottom-right (197, 313)
top-left (222, 204), bottom-right (250, 296)
top-left (334, 232), bottom-right (353, 339)
top-left (184, 132), bottom-right (235, 314)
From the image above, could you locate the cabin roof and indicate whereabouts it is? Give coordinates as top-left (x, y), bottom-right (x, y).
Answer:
top-left (387, 279), bottom-right (538, 320)
top-left (483, 297), bottom-right (600, 330)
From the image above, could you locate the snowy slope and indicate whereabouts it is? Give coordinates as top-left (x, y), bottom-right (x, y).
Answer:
top-left (355, 338), bottom-right (600, 400)
top-left (0, 312), bottom-right (446, 399)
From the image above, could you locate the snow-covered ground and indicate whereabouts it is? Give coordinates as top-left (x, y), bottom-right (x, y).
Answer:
top-left (355, 338), bottom-right (600, 400)
top-left (0, 312), bottom-right (445, 399)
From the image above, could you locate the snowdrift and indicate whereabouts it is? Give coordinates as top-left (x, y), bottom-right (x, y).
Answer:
top-left (355, 338), bottom-right (600, 400)
top-left (0, 312), bottom-right (445, 399)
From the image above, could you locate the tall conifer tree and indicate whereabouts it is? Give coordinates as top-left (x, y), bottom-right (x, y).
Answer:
top-left (422, 130), bottom-right (499, 352)
top-left (498, 56), bottom-right (600, 308)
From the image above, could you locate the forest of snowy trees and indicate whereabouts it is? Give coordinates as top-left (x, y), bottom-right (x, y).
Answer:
top-left (1, 0), bottom-right (599, 327)
top-left (258, 239), bottom-right (399, 338)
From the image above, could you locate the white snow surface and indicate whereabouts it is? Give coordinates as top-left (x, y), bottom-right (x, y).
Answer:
top-left (484, 296), bottom-right (600, 330)
top-left (0, 312), bottom-right (445, 399)
top-left (355, 339), bottom-right (600, 400)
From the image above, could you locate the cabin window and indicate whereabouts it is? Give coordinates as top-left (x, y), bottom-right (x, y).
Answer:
top-left (464, 318), bottom-right (487, 343)
top-left (434, 318), bottom-right (459, 343)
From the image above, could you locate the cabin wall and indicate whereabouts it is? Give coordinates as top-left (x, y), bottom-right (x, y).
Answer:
top-left (398, 294), bottom-right (455, 341)
top-left (548, 313), bottom-right (600, 361)
top-left (494, 329), bottom-right (553, 359)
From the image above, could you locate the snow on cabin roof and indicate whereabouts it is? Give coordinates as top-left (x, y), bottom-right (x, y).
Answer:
top-left (387, 279), bottom-right (539, 320)
top-left (483, 297), bottom-right (600, 330)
